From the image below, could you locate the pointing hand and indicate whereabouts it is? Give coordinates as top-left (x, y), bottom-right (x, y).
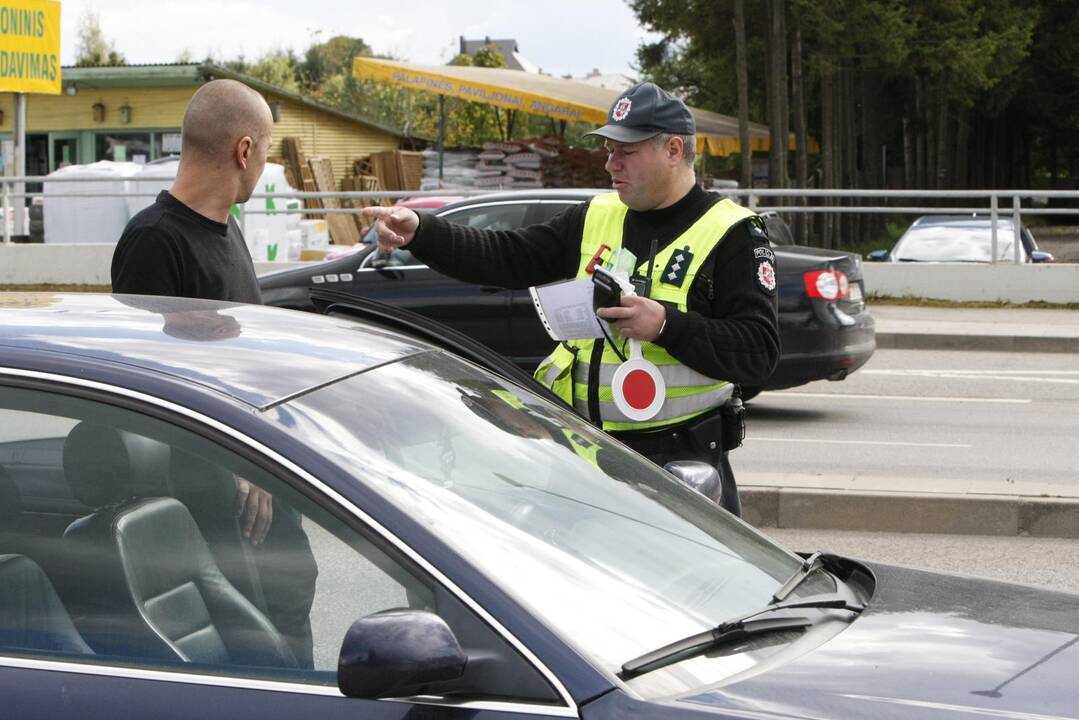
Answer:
top-left (361, 206), bottom-right (420, 252)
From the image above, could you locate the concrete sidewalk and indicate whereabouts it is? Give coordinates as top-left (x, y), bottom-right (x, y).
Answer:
top-left (872, 304), bottom-right (1079, 353)
top-left (740, 473), bottom-right (1079, 539)
top-left (739, 304), bottom-right (1079, 537)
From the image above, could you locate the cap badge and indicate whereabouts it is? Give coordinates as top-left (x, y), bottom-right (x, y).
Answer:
top-left (612, 97), bottom-right (632, 122)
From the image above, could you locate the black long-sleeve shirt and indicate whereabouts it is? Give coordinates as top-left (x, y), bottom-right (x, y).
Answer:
top-left (409, 185), bottom-right (779, 386)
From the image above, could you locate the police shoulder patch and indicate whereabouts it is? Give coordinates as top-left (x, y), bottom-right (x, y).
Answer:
top-left (753, 246), bottom-right (776, 263)
top-left (756, 258), bottom-right (777, 294)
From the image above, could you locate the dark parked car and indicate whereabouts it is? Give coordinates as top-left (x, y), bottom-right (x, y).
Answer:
top-left (0, 293), bottom-right (1076, 718)
top-left (868, 215), bottom-right (1055, 263)
top-left (260, 190), bottom-right (875, 400)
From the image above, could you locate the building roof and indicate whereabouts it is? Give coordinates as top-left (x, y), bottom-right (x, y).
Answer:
top-left (458, 36), bottom-right (538, 73)
top-left (60, 63), bottom-right (403, 138)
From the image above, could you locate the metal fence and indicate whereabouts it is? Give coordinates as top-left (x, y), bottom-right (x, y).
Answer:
top-left (4, 175), bottom-right (1078, 265)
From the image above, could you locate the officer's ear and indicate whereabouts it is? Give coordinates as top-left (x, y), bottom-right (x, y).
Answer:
top-left (666, 135), bottom-right (684, 164)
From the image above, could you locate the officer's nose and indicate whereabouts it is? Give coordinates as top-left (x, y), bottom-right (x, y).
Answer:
top-left (605, 152), bottom-right (620, 174)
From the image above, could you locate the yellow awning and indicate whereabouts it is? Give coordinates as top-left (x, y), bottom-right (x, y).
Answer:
top-left (353, 57), bottom-right (812, 155)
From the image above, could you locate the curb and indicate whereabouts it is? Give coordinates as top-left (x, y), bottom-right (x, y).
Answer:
top-left (875, 331), bottom-right (1079, 354)
top-left (740, 487), bottom-right (1079, 538)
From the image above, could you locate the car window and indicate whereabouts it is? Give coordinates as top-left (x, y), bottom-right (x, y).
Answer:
top-left (533, 202), bottom-right (582, 223)
top-left (762, 214), bottom-right (794, 245)
top-left (440, 202), bottom-right (531, 230)
top-left (271, 351), bottom-right (815, 689)
top-left (895, 223), bottom-right (1019, 262)
top-left (0, 385), bottom-right (433, 684)
top-left (358, 246), bottom-right (418, 269)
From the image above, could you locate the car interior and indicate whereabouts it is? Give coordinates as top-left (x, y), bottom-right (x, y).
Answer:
top-left (0, 391), bottom-right (371, 677)
top-left (0, 385), bottom-right (563, 704)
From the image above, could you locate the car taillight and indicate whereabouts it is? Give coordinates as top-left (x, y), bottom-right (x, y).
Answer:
top-left (804, 270), bottom-right (849, 301)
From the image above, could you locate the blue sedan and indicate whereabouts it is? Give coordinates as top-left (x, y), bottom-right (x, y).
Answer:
top-left (0, 293), bottom-right (1075, 719)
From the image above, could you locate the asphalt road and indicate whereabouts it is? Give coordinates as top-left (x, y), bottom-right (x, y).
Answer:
top-left (764, 527), bottom-right (1079, 595)
top-left (732, 347), bottom-right (1079, 490)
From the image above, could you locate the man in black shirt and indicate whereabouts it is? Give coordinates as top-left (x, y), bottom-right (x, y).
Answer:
top-left (112, 79), bottom-right (268, 302)
top-left (111, 80), bottom-right (317, 667)
top-left (364, 83), bottom-right (779, 515)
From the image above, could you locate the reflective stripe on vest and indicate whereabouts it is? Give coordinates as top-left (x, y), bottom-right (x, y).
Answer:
top-left (533, 191), bottom-right (758, 432)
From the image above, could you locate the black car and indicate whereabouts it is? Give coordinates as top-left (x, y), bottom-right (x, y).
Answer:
top-left (0, 293), bottom-right (1075, 719)
top-left (260, 190), bottom-right (876, 399)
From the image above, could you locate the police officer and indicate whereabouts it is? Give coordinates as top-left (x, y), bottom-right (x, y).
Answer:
top-left (363, 82), bottom-right (779, 515)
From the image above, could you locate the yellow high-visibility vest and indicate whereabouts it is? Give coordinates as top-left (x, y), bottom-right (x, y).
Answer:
top-left (534, 192), bottom-right (757, 431)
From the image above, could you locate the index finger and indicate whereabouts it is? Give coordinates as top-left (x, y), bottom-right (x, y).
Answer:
top-left (360, 206), bottom-right (397, 221)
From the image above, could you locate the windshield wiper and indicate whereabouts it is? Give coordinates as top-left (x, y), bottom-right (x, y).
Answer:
top-left (620, 553), bottom-right (864, 680)
top-left (771, 550), bottom-right (831, 603)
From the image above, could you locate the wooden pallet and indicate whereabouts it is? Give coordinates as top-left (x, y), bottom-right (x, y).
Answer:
top-left (308, 156), bottom-right (361, 245)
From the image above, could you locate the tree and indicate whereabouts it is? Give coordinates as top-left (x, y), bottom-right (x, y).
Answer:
top-left (303, 36), bottom-right (372, 88)
top-left (733, 0), bottom-right (752, 188)
top-left (74, 9), bottom-right (126, 67)
top-left (245, 51), bottom-right (302, 93)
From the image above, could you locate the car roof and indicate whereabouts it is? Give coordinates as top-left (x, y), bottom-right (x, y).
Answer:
top-left (437, 188), bottom-right (606, 212)
top-left (0, 293), bottom-right (430, 408)
top-left (910, 214), bottom-right (1016, 229)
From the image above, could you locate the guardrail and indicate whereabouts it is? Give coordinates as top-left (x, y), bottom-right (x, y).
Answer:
top-left (4, 176), bottom-right (1079, 266)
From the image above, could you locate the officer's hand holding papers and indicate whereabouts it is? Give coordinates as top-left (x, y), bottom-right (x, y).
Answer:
top-left (362, 205), bottom-right (419, 251)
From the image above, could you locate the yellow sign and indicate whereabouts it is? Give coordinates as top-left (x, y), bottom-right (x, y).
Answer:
top-left (353, 57), bottom-right (607, 125)
top-left (0, 0), bottom-right (61, 94)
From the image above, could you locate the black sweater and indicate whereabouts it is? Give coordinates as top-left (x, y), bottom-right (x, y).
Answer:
top-left (409, 186), bottom-right (780, 386)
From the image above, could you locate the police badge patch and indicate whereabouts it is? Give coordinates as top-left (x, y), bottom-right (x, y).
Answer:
top-left (661, 245), bottom-right (694, 287)
top-left (754, 246), bottom-right (777, 294)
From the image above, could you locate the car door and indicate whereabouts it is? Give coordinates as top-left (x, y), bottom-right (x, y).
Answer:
top-left (352, 201), bottom-right (534, 359)
top-left (0, 379), bottom-right (571, 720)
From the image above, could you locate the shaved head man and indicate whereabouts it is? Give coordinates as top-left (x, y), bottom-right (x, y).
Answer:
top-left (112, 78), bottom-right (273, 301)
top-left (111, 82), bottom-right (318, 667)
top-left (175, 79), bottom-right (275, 212)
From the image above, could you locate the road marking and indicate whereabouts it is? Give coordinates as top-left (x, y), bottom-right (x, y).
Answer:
top-left (747, 437), bottom-right (972, 448)
top-left (867, 369), bottom-right (1079, 375)
top-left (761, 391), bottom-right (1031, 404)
top-left (863, 369), bottom-right (1079, 385)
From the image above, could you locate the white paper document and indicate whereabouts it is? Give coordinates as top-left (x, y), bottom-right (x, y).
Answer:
top-left (529, 278), bottom-right (606, 341)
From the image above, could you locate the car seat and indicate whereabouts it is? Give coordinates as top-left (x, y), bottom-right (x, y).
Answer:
top-left (60, 422), bottom-right (296, 669)
top-left (0, 465), bottom-right (92, 655)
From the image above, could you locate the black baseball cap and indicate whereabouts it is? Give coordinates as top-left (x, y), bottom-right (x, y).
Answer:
top-left (587, 82), bottom-right (696, 144)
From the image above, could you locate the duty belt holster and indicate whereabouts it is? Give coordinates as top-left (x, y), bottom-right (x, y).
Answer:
top-left (719, 388), bottom-right (746, 451)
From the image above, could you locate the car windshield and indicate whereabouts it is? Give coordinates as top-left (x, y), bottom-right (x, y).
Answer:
top-left (269, 350), bottom-right (823, 685)
top-left (894, 223), bottom-right (1018, 262)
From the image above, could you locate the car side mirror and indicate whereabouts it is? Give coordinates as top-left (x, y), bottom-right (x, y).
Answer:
top-left (866, 249), bottom-right (888, 262)
top-left (1030, 250), bottom-right (1054, 264)
top-left (665, 460), bottom-right (722, 505)
top-left (338, 608), bottom-right (467, 699)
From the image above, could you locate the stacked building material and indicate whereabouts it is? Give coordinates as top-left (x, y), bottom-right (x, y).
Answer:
top-left (361, 150), bottom-right (425, 192)
top-left (418, 137), bottom-right (607, 191)
top-left (281, 138), bottom-right (320, 219)
top-left (307, 156), bottom-right (362, 245)
top-left (420, 149), bottom-right (481, 191)
top-left (540, 146), bottom-right (609, 188)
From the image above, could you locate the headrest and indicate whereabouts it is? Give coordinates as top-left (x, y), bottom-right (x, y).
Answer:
top-left (62, 422), bottom-right (170, 508)
top-left (0, 465), bottom-right (21, 531)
